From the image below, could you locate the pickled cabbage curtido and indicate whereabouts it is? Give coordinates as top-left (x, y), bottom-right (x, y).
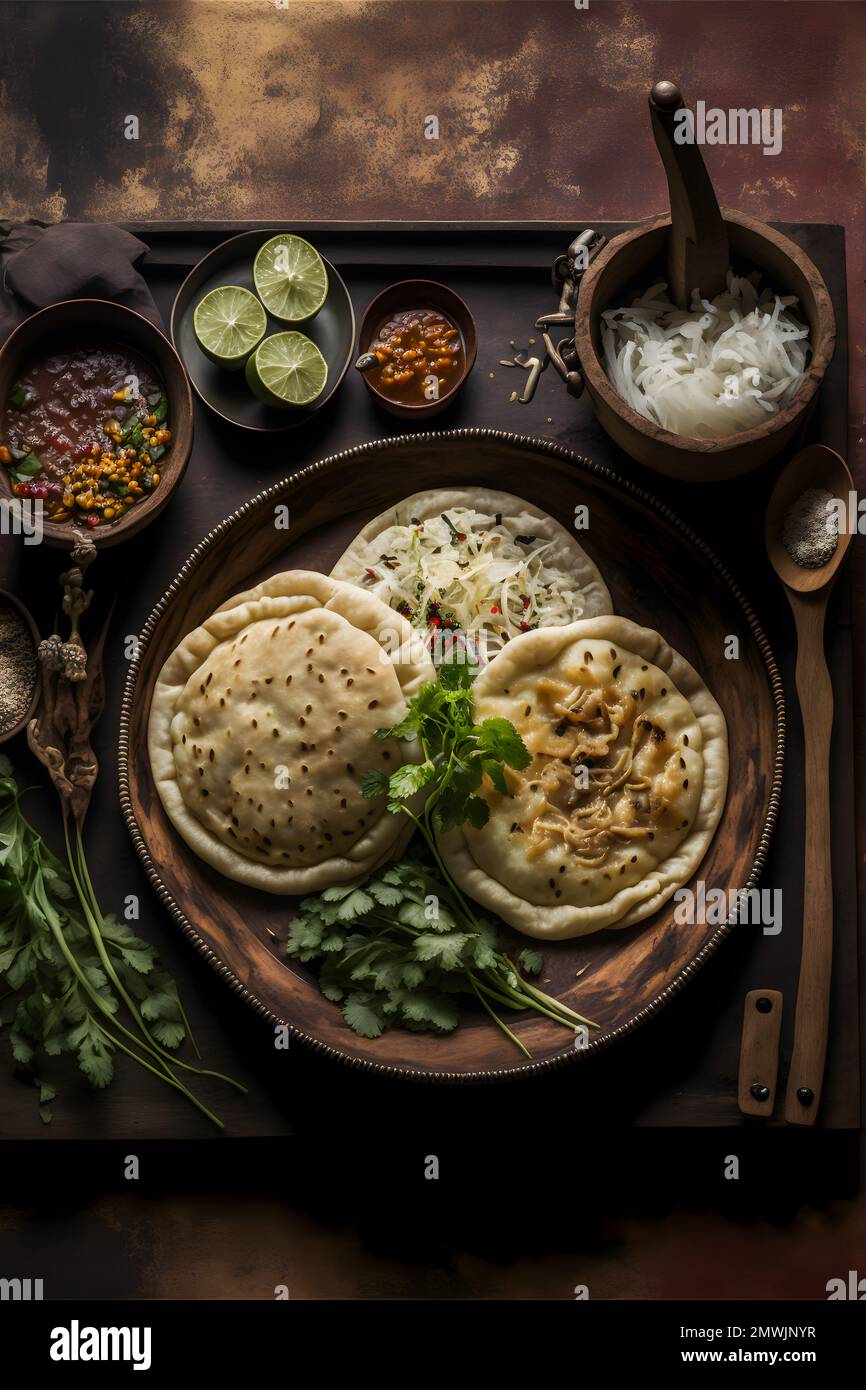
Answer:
top-left (601, 270), bottom-right (811, 439)
top-left (352, 511), bottom-right (585, 656)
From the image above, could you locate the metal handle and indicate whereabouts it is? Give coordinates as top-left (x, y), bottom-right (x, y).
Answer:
top-left (535, 313), bottom-right (584, 399)
top-left (535, 229), bottom-right (606, 399)
top-left (510, 228), bottom-right (606, 405)
top-left (551, 229), bottom-right (606, 300)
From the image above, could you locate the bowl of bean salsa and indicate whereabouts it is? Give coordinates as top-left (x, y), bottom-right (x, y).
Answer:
top-left (355, 280), bottom-right (477, 419)
top-left (0, 299), bottom-right (193, 548)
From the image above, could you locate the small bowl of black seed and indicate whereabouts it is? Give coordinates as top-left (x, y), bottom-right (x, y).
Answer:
top-left (0, 589), bottom-right (41, 743)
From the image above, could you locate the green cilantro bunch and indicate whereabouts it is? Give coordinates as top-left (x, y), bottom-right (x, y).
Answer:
top-left (361, 657), bottom-right (530, 832)
top-left (287, 857), bottom-right (562, 1053)
top-left (290, 662), bottom-right (595, 1057)
top-left (0, 755), bottom-right (243, 1124)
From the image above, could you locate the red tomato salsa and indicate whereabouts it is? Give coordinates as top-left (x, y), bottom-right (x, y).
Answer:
top-left (0, 344), bottom-right (171, 529)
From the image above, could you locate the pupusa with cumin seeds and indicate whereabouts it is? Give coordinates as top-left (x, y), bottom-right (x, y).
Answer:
top-left (147, 571), bottom-right (434, 893)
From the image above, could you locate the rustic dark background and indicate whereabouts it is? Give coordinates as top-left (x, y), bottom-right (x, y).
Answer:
top-left (1, 0), bottom-right (864, 1300)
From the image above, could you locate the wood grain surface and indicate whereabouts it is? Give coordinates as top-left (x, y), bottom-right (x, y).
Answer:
top-left (738, 989), bottom-right (783, 1117)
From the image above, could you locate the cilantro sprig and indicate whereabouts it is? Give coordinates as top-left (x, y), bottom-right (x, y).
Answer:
top-left (0, 756), bottom-right (244, 1124)
top-left (291, 662), bottom-right (596, 1057)
top-left (361, 658), bottom-right (531, 833)
top-left (287, 857), bottom-right (594, 1056)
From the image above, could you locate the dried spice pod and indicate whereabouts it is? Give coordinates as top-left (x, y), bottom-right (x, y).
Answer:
top-left (26, 538), bottom-right (110, 828)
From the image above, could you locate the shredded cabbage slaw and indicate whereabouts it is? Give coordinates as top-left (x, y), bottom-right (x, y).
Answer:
top-left (353, 508), bottom-right (586, 657)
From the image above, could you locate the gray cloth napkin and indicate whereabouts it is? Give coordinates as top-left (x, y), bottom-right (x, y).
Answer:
top-left (0, 220), bottom-right (162, 342)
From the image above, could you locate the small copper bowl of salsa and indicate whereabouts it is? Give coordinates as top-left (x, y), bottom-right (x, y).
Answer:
top-left (355, 280), bottom-right (476, 419)
top-left (0, 299), bottom-right (193, 549)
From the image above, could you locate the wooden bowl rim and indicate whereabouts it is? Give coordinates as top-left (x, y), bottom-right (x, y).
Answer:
top-left (118, 427), bottom-right (786, 1084)
top-left (574, 209), bottom-right (837, 455)
top-left (357, 278), bottom-right (478, 415)
top-left (0, 586), bottom-right (42, 743)
top-left (0, 298), bottom-right (193, 549)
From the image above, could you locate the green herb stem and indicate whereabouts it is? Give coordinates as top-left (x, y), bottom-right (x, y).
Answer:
top-left (38, 881), bottom-right (217, 1118)
top-left (67, 823), bottom-right (246, 1094)
top-left (73, 826), bottom-right (202, 1058)
top-left (519, 977), bottom-right (597, 1029)
top-left (468, 978), bottom-right (531, 1059)
top-left (90, 1017), bottom-right (224, 1130)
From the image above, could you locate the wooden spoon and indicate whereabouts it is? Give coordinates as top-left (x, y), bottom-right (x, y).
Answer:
top-left (765, 444), bottom-right (854, 1125)
top-left (648, 80), bottom-right (729, 309)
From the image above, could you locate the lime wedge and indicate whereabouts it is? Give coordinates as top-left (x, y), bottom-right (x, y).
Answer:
top-left (245, 332), bottom-right (328, 409)
top-left (193, 285), bottom-right (267, 369)
top-left (253, 234), bottom-right (329, 323)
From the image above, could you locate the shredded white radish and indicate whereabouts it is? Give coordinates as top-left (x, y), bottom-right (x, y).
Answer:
top-left (354, 509), bottom-right (584, 658)
top-left (601, 270), bottom-right (811, 439)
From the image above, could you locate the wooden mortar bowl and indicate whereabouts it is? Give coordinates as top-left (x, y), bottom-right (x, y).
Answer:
top-left (573, 210), bottom-right (836, 483)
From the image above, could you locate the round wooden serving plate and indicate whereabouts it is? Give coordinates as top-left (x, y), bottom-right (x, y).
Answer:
top-left (119, 430), bottom-right (784, 1082)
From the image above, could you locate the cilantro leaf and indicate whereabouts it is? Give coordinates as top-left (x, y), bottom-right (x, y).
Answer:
top-left (397, 900), bottom-right (435, 929)
top-left (149, 1018), bottom-right (186, 1049)
top-left (342, 994), bottom-right (385, 1038)
top-left (366, 879), bottom-right (403, 907)
top-left (482, 759), bottom-right (509, 796)
top-left (361, 768), bottom-right (390, 800)
top-left (400, 989), bottom-right (459, 1032)
top-left (375, 709), bottom-right (421, 741)
top-left (463, 796), bottom-right (490, 830)
top-left (476, 717), bottom-right (531, 770)
top-left (438, 658), bottom-right (478, 692)
top-left (387, 761), bottom-right (436, 800)
top-left (414, 932), bottom-right (471, 971)
top-left (320, 978), bottom-right (345, 1003)
top-left (518, 947), bottom-right (544, 977)
top-left (333, 889), bottom-right (375, 922)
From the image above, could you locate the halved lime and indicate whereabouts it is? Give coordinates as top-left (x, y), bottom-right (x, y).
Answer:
top-left (193, 285), bottom-right (267, 369)
top-left (245, 332), bottom-right (328, 409)
top-left (253, 234), bottom-right (329, 323)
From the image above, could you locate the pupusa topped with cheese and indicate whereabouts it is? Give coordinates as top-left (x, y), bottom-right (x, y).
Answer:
top-left (438, 615), bottom-right (728, 938)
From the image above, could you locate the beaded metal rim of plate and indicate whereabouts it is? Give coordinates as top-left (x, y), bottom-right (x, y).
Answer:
top-left (117, 428), bottom-right (785, 1084)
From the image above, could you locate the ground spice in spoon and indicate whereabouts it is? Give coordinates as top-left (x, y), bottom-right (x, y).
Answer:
top-left (0, 601), bottom-right (38, 734)
top-left (782, 486), bottom-right (838, 569)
